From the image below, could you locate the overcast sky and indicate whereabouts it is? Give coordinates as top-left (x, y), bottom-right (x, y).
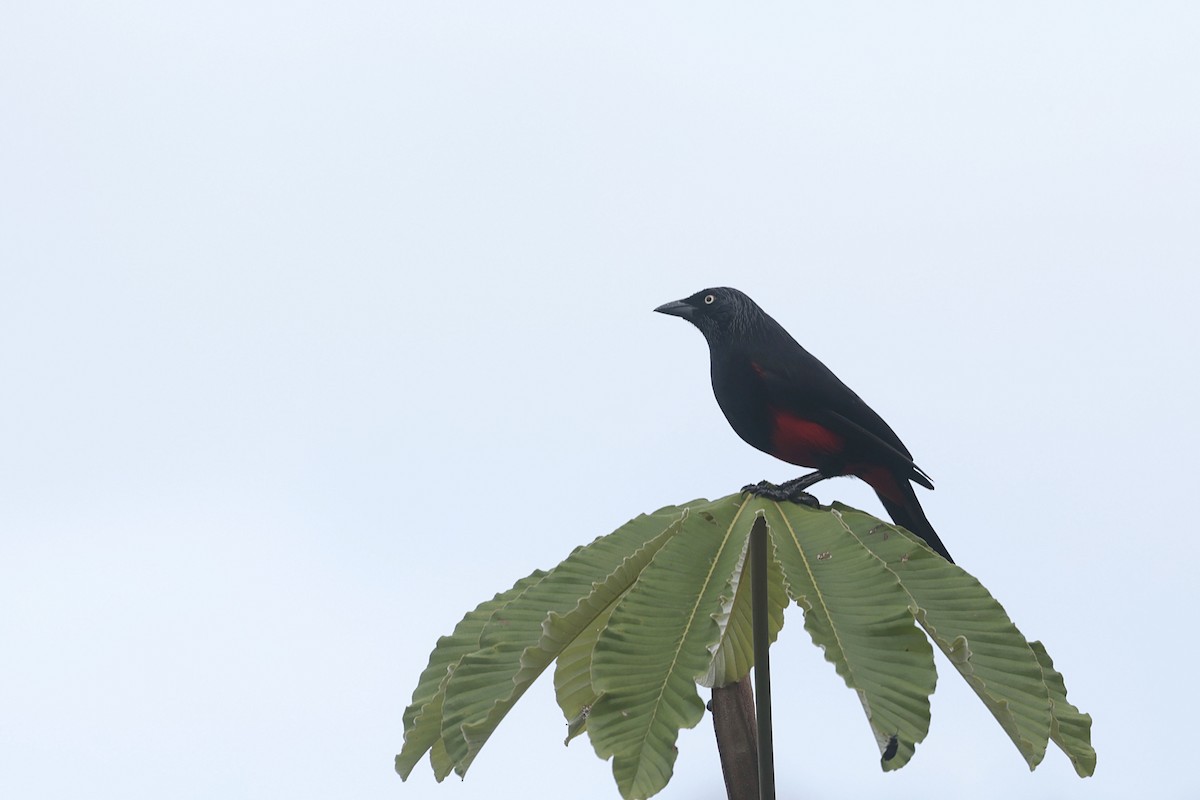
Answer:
top-left (2, 3), bottom-right (1198, 799)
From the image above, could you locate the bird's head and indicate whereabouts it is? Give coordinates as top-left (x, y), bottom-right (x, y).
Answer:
top-left (654, 287), bottom-right (761, 346)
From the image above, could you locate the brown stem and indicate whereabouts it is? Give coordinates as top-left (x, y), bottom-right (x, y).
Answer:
top-left (710, 675), bottom-right (759, 800)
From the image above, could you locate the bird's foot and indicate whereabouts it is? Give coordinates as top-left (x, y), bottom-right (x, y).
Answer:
top-left (740, 480), bottom-right (820, 508)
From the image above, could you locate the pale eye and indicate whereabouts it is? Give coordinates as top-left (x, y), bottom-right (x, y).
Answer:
top-left (704, 294), bottom-right (716, 305)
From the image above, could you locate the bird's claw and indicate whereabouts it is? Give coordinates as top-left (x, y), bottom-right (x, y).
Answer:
top-left (741, 480), bottom-right (820, 508)
top-left (741, 479), bottom-right (777, 496)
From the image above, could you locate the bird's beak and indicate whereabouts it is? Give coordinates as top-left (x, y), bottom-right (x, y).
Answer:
top-left (654, 299), bottom-right (693, 319)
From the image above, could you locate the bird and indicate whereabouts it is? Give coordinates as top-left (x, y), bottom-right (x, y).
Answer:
top-left (654, 286), bottom-right (953, 563)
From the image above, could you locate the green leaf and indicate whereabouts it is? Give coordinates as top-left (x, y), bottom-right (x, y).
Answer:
top-left (757, 498), bottom-right (936, 770)
top-left (588, 496), bottom-right (753, 800)
top-left (835, 504), bottom-right (1054, 770)
top-left (395, 570), bottom-right (546, 780)
top-left (428, 739), bottom-right (454, 783)
top-left (548, 520), bottom-right (683, 743)
top-left (700, 512), bottom-right (788, 688)
top-left (399, 491), bottom-right (1095, 795)
top-left (556, 603), bottom-right (611, 745)
top-left (439, 505), bottom-right (685, 777)
top-left (1030, 640), bottom-right (1096, 777)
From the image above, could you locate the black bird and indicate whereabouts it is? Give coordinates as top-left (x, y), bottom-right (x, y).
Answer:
top-left (655, 287), bottom-right (952, 562)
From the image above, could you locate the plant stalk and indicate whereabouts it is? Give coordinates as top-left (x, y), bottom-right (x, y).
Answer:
top-left (711, 677), bottom-right (759, 800)
top-left (750, 515), bottom-right (776, 800)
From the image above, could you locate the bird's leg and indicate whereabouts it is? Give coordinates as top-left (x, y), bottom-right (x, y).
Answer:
top-left (741, 470), bottom-right (827, 507)
top-left (777, 471), bottom-right (827, 495)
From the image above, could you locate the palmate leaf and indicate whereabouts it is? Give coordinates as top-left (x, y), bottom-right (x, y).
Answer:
top-left (398, 491), bottom-right (1095, 798)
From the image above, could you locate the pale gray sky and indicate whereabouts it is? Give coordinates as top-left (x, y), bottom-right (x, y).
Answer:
top-left (2, 3), bottom-right (1197, 799)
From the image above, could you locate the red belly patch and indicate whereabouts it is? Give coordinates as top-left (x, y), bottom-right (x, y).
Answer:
top-left (769, 410), bottom-right (844, 468)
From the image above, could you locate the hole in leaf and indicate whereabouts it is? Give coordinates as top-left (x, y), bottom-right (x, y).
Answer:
top-left (883, 735), bottom-right (899, 761)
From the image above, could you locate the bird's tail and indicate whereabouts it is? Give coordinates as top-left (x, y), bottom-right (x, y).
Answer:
top-left (870, 472), bottom-right (954, 563)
